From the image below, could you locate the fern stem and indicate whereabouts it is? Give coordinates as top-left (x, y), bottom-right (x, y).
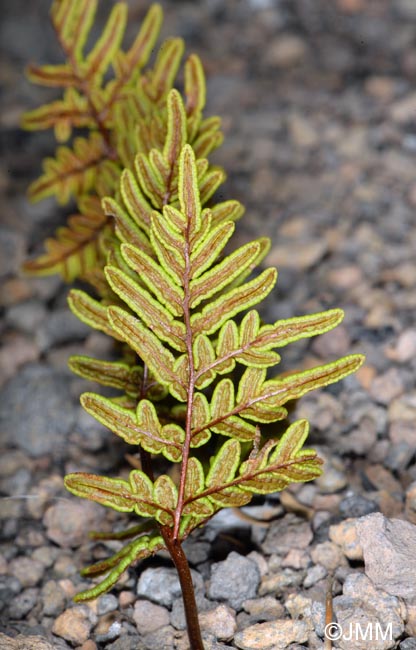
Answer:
top-left (162, 529), bottom-right (204, 650)
top-left (173, 219), bottom-right (195, 540)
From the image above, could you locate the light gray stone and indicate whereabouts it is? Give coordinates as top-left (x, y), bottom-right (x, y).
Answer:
top-left (333, 573), bottom-right (405, 650)
top-left (137, 566), bottom-right (203, 608)
top-left (208, 552), bottom-right (260, 611)
top-left (357, 513), bottom-right (416, 605)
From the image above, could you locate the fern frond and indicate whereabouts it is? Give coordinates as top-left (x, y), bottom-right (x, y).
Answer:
top-left (34, 5), bottom-right (367, 613)
top-left (72, 143), bottom-right (363, 536)
top-left (28, 133), bottom-right (112, 204)
top-left (24, 1), bottom-right (225, 287)
top-left (72, 534), bottom-right (164, 601)
top-left (84, 3), bottom-right (128, 84)
top-left (23, 197), bottom-right (110, 281)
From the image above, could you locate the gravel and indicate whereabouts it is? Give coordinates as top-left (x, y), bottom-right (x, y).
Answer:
top-left (208, 552), bottom-right (261, 611)
top-left (3, 0), bottom-right (416, 647)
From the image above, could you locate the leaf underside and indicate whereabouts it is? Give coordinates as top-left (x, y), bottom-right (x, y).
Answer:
top-left (30, 0), bottom-right (366, 604)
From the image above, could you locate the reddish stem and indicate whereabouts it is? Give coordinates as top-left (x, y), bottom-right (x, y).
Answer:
top-left (162, 528), bottom-right (205, 650)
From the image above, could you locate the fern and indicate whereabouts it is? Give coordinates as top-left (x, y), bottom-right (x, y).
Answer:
top-left (22, 1), bottom-right (222, 285)
top-left (65, 141), bottom-right (364, 647)
top-left (24, 3), bottom-right (365, 648)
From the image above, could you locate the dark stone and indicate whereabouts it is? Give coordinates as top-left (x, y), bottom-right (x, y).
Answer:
top-left (9, 588), bottom-right (39, 619)
top-left (339, 494), bottom-right (379, 519)
top-left (400, 639), bottom-right (416, 650)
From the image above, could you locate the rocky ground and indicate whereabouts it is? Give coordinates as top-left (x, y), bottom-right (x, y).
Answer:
top-left (2, 0), bottom-right (416, 648)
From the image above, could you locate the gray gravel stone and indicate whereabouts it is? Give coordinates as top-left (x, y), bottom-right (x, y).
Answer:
top-left (141, 625), bottom-right (175, 650)
top-left (259, 567), bottom-right (304, 596)
top-left (35, 307), bottom-right (90, 352)
top-left (208, 552), bottom-right (260, 611)
top-left (339, 494), bottom-right (379, 518)
top-left (40, 580), bottom-right (67, 616)
top-left (303, 564), bottom-right (327, 588)
top-left (9, 556), bottom-right (44, 587)
top-left (136, 566), bottom-right (204, 608)
top-left (9, 587), bottom-right (39, 618)
top-left (5, 300), bottom-right (47, 334)
top-left (242, 596), bottom-right (284, 624)
top-left (233, 618), bottom-right (310, 650)
top-left (203, 638), bottom-right (235, 650)
top-left (199, 604), bottom-right (237, 641)
top-left (0, 575), bottom-right (21, 609)
top-left (0, 227), bottom-right (25, 278)
top-left (132, 599), bottom-right (170, 634)
top-left (106, 636), bottom-right (146, 650)
top-left (0, 364), bottom-right (76, 457)
top-left (32, 546), bottom-right (59, 569)
top-left (261, 514), bottom-right (313, 555)
top-left (329, 518), bottom-right (363, 561)
top-left (170, 593), bottom-right (212, 631)
top-left (357, 513), bottom-right (416, 605)
top-left (384, 441), bottom-right (415, 471)
top-left (95, 617), bottom-right (122, 644)
top-left (43, 499), bottom-right (105, 548)
top-left (0, 634), bottom-right (56, 650)
top-left (97, 593), bottom-right (119, 615)
top-left (400, 639), bottom-right (416, 650)
top-left (333, 573), bottom-right (405, 650)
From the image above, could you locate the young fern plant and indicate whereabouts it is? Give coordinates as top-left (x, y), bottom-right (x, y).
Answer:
top-left (64, 138), bottom-right (364, 648)
top-left (24, 2), bottom-right (364, 647)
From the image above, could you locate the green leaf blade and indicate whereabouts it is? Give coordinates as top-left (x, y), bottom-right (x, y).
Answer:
top-left (64, 473), bottom-right (135, 512)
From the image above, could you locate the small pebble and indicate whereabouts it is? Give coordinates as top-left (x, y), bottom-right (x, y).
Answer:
top-left (261, 514), bottom-right (313, 555)
top-left (303, 564), bottom-right (327, 588)
top-left (94, 615), bottom-right (122, 643)
top-left (141, 625), bottom-right (175, 649)
top-left (233, 618), bottom-right (310, 650)
top-left (43, 500), bottom-right (104, 548)
top-left (339, 494), bottom-right (379, 519)
top-left (405, 605), bottom-right (416, 636)
top-left (310, 541), bottom-right (347, 571)
top-left (242, 596), bottom-right (285, 623)
top-left (9, 587), bottom-right (39, 618)
top-left (329, 519), bottom-right (363, 560)
top-left (132, 599), bottom-right (170, 635)
top-left (79, 642), bottom-right (97, 650)
top-left (137, 566), bottom-right (203, 608)
top-left (259, 568), bottom-right (304, 596)
top-left (52, 605), bottom-right (97, 645)
top-left (0, 634), bottom-right (56, 650)
top-left (406, 482), bottom-right (416, 523)
top-left (281, 548), bottom-right (310, 570)
top-left (385, 329), bottom-right (416, 362)
top-left (41, 580), bottom-right (67, 616)
top-left (9, 556), bottom-right (44, 587)
top-left (369, 368), bottom-right (405, 404)
top-left (208, 552), bottom-right (260, 611)
top-left (285, 593), bottom-right (313, 620)
top-left (265, 35), bottom-right (308, 68)
top-left (199, 604), bottom-right (237, 641)
top-left (96, 593), bottom-right (118, 615)
top-left (118, 591), bottom-right (136, 608)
